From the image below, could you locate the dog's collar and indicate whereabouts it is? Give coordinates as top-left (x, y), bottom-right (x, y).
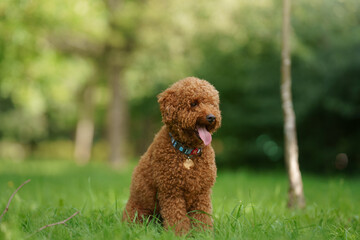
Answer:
top-left (169, 133), bottom-right (202, 156)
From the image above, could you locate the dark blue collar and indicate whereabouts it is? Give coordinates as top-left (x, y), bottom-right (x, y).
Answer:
top-left (169, 133), bottom-right (202, 156)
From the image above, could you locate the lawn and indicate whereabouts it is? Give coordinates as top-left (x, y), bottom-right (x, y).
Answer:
top-left (0, 160), bottom-right (359, 239)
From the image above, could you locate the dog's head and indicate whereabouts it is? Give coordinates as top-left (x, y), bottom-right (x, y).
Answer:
top-left (158, 77), bottom-right (221, 148)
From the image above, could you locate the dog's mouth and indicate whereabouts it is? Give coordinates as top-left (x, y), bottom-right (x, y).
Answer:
top-left (195, 125), bottom-right (212, 146)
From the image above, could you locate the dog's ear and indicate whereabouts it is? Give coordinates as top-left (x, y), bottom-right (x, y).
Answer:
top-left (157, 89), bottom-right (176, 125)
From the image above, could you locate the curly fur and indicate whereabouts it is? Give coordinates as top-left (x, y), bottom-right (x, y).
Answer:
top-left (122, 77), bottom-right (221, 235)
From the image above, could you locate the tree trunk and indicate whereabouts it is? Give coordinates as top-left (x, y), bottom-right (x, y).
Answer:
top-left (107, 52), bottom-right (128, 167)
top-left (74, 83), bottom-right (95, 165)
top-left (281, 0), bottom-right (305, 209)
top-left (50, 0), bottom-right (135, 168)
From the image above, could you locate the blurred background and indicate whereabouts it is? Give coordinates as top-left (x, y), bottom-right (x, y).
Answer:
top-left (0, 0), bottom-right (359, 173)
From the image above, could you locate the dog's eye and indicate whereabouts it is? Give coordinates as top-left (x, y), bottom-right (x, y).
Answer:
top-left (190, 101), bottom-right (198, 107)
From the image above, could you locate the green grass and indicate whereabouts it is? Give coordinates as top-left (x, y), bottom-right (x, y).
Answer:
top-left (0, 160), bottom-right (359, 239)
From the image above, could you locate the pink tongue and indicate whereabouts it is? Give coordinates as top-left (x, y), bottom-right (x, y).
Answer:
top-left (197, 126), bottom-right (212, 146)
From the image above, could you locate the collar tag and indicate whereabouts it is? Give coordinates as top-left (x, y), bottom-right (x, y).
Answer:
top-left (184, 158), bottom-right (194, 169)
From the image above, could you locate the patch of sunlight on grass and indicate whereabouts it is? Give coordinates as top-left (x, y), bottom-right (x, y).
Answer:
top-left (0, 160), bottom-right (74, 176)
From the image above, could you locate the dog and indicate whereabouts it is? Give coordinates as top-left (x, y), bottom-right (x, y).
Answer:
top-left (122, 77), bottom-right (221, 235)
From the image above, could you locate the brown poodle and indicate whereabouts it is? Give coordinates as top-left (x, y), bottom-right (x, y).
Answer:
top-left (122, 77), bottom-right (221, 235)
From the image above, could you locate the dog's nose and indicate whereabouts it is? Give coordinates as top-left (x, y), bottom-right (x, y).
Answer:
top-left (206, 114), bottom-right (216, 123)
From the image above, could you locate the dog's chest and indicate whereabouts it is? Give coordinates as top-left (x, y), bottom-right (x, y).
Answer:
top-left (179, 157), bottom-right (216, 193)
top-left (152, 145), bottom-right (216, 193)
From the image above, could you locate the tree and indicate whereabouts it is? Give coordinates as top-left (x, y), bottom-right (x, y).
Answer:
top-left (49, 35), bottom-right (102, 165)
top-left (49, 0), bottom-right (145, 167)
top-left (281, 0), bottom-right (305, 208)
top-left (74, 80), bottom-right (96, 164)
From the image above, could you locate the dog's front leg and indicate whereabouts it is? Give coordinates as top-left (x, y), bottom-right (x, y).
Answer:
top-left (188, 190), bottom-right (213, 230)
top-left (158, 192), bottom-right (190, 235)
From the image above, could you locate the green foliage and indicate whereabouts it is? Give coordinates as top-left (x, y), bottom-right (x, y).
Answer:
top-left (291, 0), bottom-right (360, 172)
top-left (0, 0), bottom-right (94, 142)
top-left (0, 160), bottom-right (359, 239)
top-left (190, 0), bottom-right (360, 172)
top-left (0, 0), bottom-right (359, 171)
